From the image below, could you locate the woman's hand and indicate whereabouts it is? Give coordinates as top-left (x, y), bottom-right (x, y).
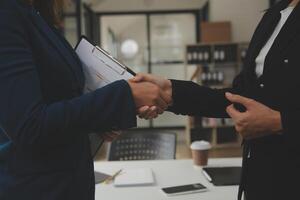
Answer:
top-left (225, 92), bottom-right (283, 140)
top-left (130, 74), bottom-right (173, 120)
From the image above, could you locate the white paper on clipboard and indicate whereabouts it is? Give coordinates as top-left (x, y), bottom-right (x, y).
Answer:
top-left (75, 37), bottom-right (135, 93)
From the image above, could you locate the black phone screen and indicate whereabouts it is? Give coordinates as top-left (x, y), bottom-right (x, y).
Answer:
top-left (162, 183), bottom-right (207, 194)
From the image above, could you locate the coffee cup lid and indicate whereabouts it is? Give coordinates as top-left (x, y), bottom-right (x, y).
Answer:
top-left (190, 140), bottom-right (211, 150)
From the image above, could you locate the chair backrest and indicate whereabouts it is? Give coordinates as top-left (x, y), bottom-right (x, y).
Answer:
top-left (89, 133), bottom-right (104, 158)
top-left (108, 132), bottom-right (176, 161)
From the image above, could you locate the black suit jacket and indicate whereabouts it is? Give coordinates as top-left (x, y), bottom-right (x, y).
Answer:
top-left (0, 0), bottom-right (136, 199)
top-left (170, 0), bottom-right (300, 199)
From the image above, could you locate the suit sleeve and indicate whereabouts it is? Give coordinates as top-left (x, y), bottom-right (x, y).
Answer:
top-left (168, 71), bottom-right (245, 118)
top-left (0, 11), bottom-right (136, 149)
top-left (280, 108), bottom-right (300, 148)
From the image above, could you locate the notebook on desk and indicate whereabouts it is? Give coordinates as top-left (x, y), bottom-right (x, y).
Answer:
top-left (202, 167), bottom-right (242, 186)
top-left (114, 168), bottom-right (155, 187)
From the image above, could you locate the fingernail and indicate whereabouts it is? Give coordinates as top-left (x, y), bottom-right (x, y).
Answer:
top-left (226, 92), bottom-right (233, 97)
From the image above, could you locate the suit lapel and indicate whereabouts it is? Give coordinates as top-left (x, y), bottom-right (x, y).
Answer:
top-left (264, 2), bottom-right (300, 73)
top-left (247, 0), bottom-right (290, 66)
top-left (28, 7), bottom-right (84, 88)
top-left (248, 14), bottom-right (280, 65)
top-left (243, 0), bottom-right (290, 80)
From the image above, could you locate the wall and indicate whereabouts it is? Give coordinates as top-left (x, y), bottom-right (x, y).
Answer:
top-left (89, 0), bottom-right (208, 12)
top-left (88, 0), bottom-right (270, 42)
top-left (209, 0), bottom-right (269, 42)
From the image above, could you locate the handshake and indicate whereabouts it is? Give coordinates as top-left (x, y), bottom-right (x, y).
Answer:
top-left (127, 74), bottom-right (173, 120)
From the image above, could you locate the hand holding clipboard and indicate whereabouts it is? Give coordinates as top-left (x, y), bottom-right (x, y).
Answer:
top-left (75, 37), bottom-right (137, 158)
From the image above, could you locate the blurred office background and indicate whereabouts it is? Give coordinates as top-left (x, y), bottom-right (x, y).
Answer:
top-left (61, 0), bottom-right (274, 160)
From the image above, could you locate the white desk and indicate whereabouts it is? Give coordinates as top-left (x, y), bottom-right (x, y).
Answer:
top-left (94, 158), bottom-right (242, 200)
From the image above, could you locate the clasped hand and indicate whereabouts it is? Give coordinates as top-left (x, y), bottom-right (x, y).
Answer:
top-left (225, 92), bottom-right (282, 140)
top-left (128, 74), bottom-right (172, 119)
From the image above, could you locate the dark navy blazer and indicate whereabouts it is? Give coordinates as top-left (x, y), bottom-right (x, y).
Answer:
top-left (0, 0), bottom-right (136, 199)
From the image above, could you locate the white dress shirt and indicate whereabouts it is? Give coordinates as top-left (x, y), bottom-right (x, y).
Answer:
top-left (255, 6), bottom-right (295, 77)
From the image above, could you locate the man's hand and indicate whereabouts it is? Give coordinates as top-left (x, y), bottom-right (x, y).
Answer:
top-left (130, 74), bottom-right (173, 119)
top-left (225, 92), bottom-right (282, 140)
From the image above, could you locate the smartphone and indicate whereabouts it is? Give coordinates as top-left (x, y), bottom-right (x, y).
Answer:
top-left (161, 183), bottom-right (208, 196)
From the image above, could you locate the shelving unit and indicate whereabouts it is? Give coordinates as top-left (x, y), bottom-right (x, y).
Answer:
top-left (185, 42), bottom-right (248, 148)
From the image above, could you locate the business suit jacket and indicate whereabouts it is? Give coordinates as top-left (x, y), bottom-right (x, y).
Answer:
top-left (0, 0), bottom-right (136, 199)
top-left (169, 0), bottom-right (300, 199)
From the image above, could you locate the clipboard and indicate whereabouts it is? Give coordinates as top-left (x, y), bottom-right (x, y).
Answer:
top-left (113, 168), bottom-right (155, 187)
top-left (75, 36), bottom-right (136, 93)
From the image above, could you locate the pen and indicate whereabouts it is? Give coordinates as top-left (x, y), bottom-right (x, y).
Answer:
top-left (104, 169), bottom-right (123, 184)
top-left (202, 169), bottom-right (212, 182)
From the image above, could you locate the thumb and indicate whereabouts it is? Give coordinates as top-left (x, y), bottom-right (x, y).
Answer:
top-left (225, 92), bottom-right (253, 108)
top-left (130, 73), bottom-right (146, 82)
top-left (138, 106), bottom-right (150, 113)
top-left (226, 104), bottom-right (243, 120)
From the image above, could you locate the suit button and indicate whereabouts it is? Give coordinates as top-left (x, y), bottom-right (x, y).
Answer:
top-left (260, 84), bottom-right (264, 88)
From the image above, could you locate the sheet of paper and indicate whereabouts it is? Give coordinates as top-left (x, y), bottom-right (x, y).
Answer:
top-left (75, 38), bottom-right (134, 93)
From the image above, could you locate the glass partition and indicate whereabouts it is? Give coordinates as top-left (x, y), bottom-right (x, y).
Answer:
top-left (100, 15), bottom-right (150, 127)
top-left (62, 0), bottom-right (81, 47)
top-left (100, 15), bottom-right (149, 74)
top-left (98, 12), bottom-right (198, 128)
top-left (150, 14), bottom-right (196, 127)
top-left (150, 14), bottom-right (196, 64)
top-left (63, 17), bottom-right (78, 47)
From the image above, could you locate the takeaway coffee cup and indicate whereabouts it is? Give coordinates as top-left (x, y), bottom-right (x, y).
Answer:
top-left (190, 140), bottom-right (212, 166)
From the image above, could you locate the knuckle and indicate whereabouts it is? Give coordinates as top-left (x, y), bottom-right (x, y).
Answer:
top-left (238, 118), bottom-right (245, 125)
top-left (226, 106), bottom-right (233, 114)
top-left (226, 106), bottom-right (231, 112)
top-left (247, 99), bottom-right (255, 104)
top-left (231, 96), bottom-right (237, 101)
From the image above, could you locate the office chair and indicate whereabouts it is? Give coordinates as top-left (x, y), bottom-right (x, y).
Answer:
top-left (108, 131), bottom-right (177, 161)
